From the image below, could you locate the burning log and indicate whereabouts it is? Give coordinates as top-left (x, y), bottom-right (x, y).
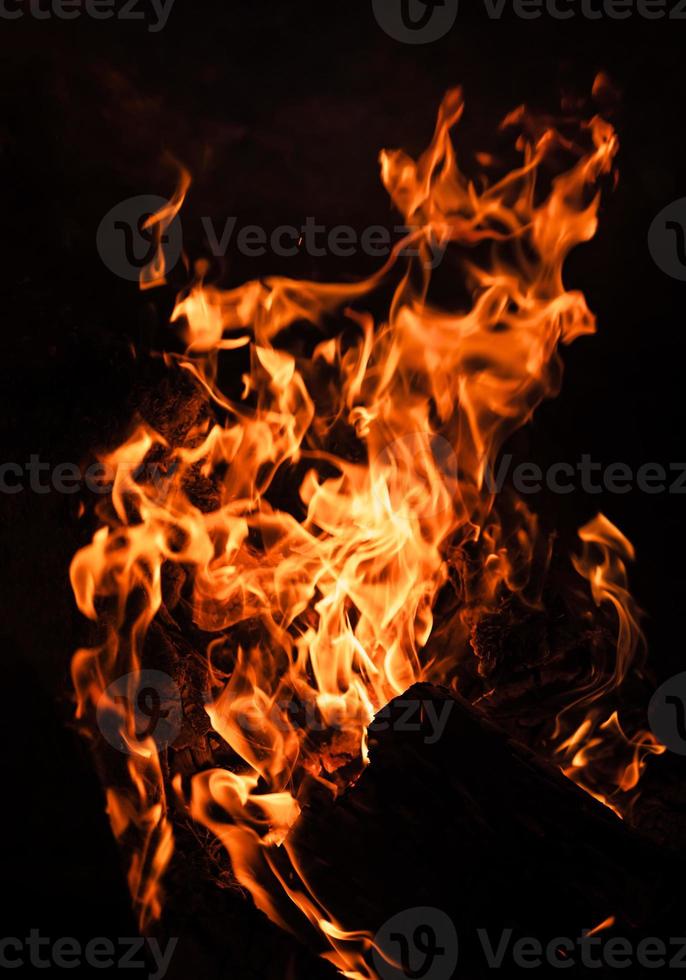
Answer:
top-left (287, 684), bottom-right (684, 975)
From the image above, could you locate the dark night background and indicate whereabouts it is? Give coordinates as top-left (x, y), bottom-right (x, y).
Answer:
top-left (1, 1), bottom-right (686, 975)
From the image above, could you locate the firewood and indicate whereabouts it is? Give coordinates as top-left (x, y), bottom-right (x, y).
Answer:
top-left (285, 684), bottom-right (684, 976)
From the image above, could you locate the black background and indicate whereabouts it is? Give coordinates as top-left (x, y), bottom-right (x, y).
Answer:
top-left (1, 0), bottom-right (686, 973)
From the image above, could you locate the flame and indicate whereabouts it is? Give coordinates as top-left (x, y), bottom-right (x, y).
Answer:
top-left (70, 83), bottom-right (653, 974)
top-left (551, 515), bottom-right (666, 816)
top-left (140, 165), bottom-right (190, 290)
top-left (587, 915), bottom-right (616, 937)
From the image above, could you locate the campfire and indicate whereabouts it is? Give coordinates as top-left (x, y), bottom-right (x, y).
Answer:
top-left (69, 82), bottom-right (675, 978)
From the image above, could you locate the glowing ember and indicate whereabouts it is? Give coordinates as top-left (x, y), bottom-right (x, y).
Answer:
top-left (70, 82), bottom-right (661, 977)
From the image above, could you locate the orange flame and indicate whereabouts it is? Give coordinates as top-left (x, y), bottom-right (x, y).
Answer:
top-left (587, 915), bottom-right (616, 937)
top-left (552, 515), bottom-right (665, 816)
top-left (70, 83), bottom-right (652, 974)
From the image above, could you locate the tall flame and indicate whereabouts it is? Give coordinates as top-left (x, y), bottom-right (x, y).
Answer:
top-left (70, 85), bottom-right (654, 976)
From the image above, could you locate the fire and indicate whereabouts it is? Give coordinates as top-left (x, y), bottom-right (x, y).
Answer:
top-left (586, 915), bottom-right (616, 938)
top-left (70, 82), bottom-right (656, 976)
top-left (551, 514), bottom-right (666, 816)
